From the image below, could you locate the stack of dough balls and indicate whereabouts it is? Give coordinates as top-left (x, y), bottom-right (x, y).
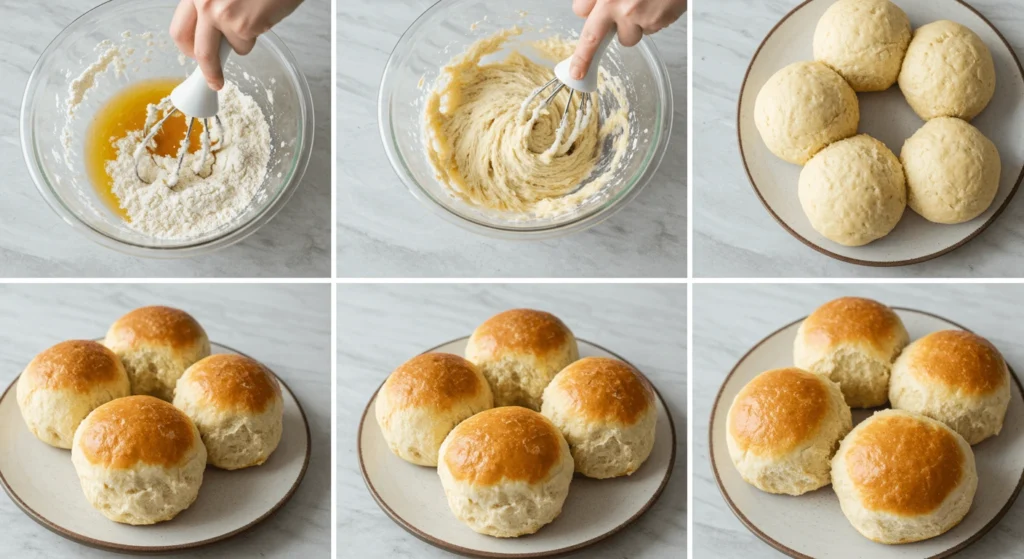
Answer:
top-left (376, 308), bottom-right (659, 538)
top-left (755, 0), bottom-right (1001, 246)
top-left (16, 305), bottom-right (286, 526)
top-left (728, 295), bottom-right (1010, 544)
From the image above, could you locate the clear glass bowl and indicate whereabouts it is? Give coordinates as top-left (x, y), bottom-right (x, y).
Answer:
top-left (379, 0), bottom-right (673, 239)
top-left (21, 0), bottom-right (314, 258)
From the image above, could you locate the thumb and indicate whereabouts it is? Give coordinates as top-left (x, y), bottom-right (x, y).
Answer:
top-left (570, 10), bottom-right (614, 81)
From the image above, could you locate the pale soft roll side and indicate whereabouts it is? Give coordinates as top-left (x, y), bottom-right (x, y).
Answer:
top-left (813, 0), bottom-right (912, 92)
top-left (174, 386), bottom-right (284, 470)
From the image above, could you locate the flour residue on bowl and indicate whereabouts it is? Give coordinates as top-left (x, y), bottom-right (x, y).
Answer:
top-left (423, 27), bottom-right (631, 220)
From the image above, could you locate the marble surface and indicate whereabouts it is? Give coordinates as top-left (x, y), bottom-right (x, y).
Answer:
top-left (0, 284), bottom-right (331, 557)
top-left (338, 284), bottom-right (687, 557)
top-left (336, 1), bottom-right (687, 278)
top-left (0, 0), bottom-right (330, 278)
top-left (693, 0), bottom-right (1024, 278)
top-left (692, 284), bottom-right (1024, 557)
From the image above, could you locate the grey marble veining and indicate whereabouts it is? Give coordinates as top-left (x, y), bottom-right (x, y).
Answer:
top-left (0, 284), bottom-right (332, 557)
top-left (337, 1), bottom-right (687, 278)
top-left (0, 0), bottom-right (330, 278)
top-left (338, 284), bottom-right (687, 557)
top-left (693, 0), bottom-right (1024, 278)
top-left (692, 284), bottom-right (1024, 557)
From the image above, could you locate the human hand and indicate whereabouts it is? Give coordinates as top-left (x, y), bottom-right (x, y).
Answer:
top-left (570, 0), bottom-right (687, 80)
top-left (170, 0), bottom-right (304, 90)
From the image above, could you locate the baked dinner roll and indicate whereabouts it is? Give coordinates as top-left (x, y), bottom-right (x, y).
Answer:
top-left (813, 0), bottom-right (911, 92)
top-left (465, 309), bottom-right (578, 411)
top-left (889, 330), bottom-right (1010, 445)
top-left (899, 20), bottom-right (996, 121)
top-left (727, 368), bottom-right (851, 495)
top-left (17, 340), bottom-right (130, 449)
top-left (104, 306), bottom-right (211, 402)
top-left (71, 396), bottom-right (207, 525)
top-left (541, 357), bottom-right (656, 479)
top-left (174, 354), bottom-right (284, 470)
top-left (754, 61), bottom-right (859, 165)
top-left (832, 410), bottom-right (977, 544)
top-left (437, 406), bottom-right (573, 537)
top-left (901, 117), bottom-right (1001, 225)
top-left (374, 352), bottom-right (493, 466)
top-left (798, 134), bottom-right (906, 247)
top-left (794, 297), bottom-right (910, 408)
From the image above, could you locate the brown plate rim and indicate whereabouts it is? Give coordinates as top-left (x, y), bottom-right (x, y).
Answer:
top-left (708, 307), bottom-right (1024, 558)
top-left (0, 341), bottom-right (314, 555)
top-left (736, 0), bottom-right (1024, 268)
top-left (357, 337), bottom-right (679, 559)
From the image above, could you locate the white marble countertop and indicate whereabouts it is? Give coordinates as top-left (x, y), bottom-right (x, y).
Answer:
top-left (338, 284), bottom-right (687, 557)
top-left (337, 1), bottom-right (687, 278)
top-left (0, 0), bottom-right (330, 278)
top-left (693, 0), bottom-right (1024, 278)
top-left (692, 284), bottom-right (1024, 557)
top-left (0, 284), bottom-right (331, 557)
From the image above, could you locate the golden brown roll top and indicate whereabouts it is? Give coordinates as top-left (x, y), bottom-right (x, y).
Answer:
top-left (383, 353), bottom-right (488, 411)
top-left (180, 354), bottom-right (282, 413)
top-left (844, 411), bottom-right (965, 515)
top-left (799, 297), bottom-right (908, 358)
top-left (22, 340), bottom-right (125, 393)
top-left (550, 357), bottom-right (655, 425)
top-left (902, 330), bottom-right (1008, 395)
top-left (442, 406), bottom-right (565, 486)
top-left (728, 368), bottom-right (830, 457)
top-left (468, 309), bottom-right (574, 358)
top-left (105, 306), bottom-right (207, 349)
top-left (77, 396), bottom-right (198, 469)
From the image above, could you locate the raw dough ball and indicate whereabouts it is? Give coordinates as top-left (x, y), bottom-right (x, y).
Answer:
top-left (898, 20), bottom-right (996, 121)
top-left (754, 61), bottom-right (860, 165)
top-left (901, 117), bottom-right (1001, 224)
top-left (799, 135), bottom-right (906, 247)
top-left (813, 0), bottom-right (912, 92)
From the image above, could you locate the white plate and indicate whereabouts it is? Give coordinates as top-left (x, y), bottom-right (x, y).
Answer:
top-left (709, 309), bottom-right (1024, 558)
top-left (737, 0), bottom-right (1024, 267)
top-left (358, 337), bottom-right (677, 558)
top-left (0, 342), bottom-right (311, 553)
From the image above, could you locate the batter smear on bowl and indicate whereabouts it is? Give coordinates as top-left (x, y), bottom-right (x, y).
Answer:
top-left (424, 28), bottom-right (631, 219)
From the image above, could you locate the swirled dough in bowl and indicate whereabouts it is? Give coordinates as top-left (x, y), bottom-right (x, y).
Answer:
top-left (424, 28), bottom-right (631, 219)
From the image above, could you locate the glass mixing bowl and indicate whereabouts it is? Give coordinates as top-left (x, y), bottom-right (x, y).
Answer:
top-left (21, 0), bottom-right (314, 258)
top-left (379, 0), bottom-right (674, 239)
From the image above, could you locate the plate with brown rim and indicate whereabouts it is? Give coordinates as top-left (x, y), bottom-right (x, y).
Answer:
top-left (709, 308), bottom-right (1024, 558)
top-left (737, 0), bottom-right (1024, 267)
top-left (357, 337), bottom-right (677, 558)
top-left (0, 342), bottom-right (311, 553)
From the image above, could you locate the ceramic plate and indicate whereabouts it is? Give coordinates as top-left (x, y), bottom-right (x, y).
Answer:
top-left (710, 309), bottom-right (1024, 558)
top-left (358, 337), bottom-right (677, 558)
top-left (738, 0), bottom-right (1024, 266)
top-left (0, 342), bottom-right (311, 553)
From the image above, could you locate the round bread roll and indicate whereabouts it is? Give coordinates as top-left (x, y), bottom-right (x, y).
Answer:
top-left (754, 61), bottom-right (859, 165)
top-left (727, 368), bottom-right (852, 495)
top-left (173, 354), bottom-right (284, 470)
top-left (71, 396), bottom-right (207, 525)
top-left (104, 306), bottom-right (211, 402)
top-left (898, 20), bottom-right (996, 121)
top-left (465, 309), bottom-right (578, 411)
top-left (437, 406), bottom-right (573, 538)
top-left (799, 134), bottom-right (907, 247)
top-left (890, 330), bottom-right (1010, 445)
top-left (541, 357), bottom-right (656, 479)
top-left (794, 297), bottom-right (910, 408)
top-left (813, 0), bottom-right (911, 92)
top-left (374, 352), bottom-right (493, 466)
top-left (17, 340), bottom-right (131, 449)
top-left (832, 409), bottom-right (977, 544)
top-left (901, 117), bottom-right (1001, 224)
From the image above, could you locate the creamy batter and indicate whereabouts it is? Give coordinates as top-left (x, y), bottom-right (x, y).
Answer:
top-left (424, 28), bottom-right (631, 218)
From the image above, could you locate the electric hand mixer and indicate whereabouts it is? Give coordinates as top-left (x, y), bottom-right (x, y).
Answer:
top-left (133, 38), bottom-right (232, 187)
